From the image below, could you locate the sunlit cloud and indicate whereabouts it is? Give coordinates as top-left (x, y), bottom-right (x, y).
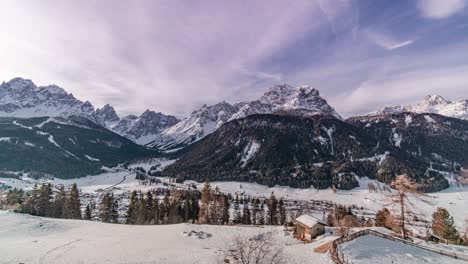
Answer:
top-left (418, 0), bottom-right (466, 19)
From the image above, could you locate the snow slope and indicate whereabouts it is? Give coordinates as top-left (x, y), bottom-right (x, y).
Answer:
top-left (0, 211), bottom-right (333, 264)
top-left (339, 234), bottom-right (466, 264)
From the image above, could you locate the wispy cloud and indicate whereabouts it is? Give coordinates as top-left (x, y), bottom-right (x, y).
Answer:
top-left (418, 0), bottom-right (466, 19)
top-left (365, 30), bottom-right (416, 50)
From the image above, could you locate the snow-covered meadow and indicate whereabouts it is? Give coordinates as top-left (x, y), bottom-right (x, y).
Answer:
top-left (0, 211), bottom-right (333, 264)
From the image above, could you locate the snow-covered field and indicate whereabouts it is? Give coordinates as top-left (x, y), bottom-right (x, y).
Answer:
top-left (339, 234), bottom-right (467, 264)
top-left (0, 211), bottom-right (333, 264)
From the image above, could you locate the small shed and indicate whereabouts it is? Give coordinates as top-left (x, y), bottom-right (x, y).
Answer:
top-left (294, 215), bottom-right (326, 241)
top-left (426, 233), bottom-right (448, 244)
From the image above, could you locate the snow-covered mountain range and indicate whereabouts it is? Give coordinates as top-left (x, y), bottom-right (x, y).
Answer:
top-left (149, 84), bottom-right (341, 149)
top-left (0, 78), bottom-right (98, 121)
top-left (0, 78), bottom-right (179, 144)
top-left (2, 77), bottom-right (466, 149)
top-left (371, 95), bottom-right (468, 120)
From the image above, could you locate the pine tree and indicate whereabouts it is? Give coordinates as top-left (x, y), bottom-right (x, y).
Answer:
top-left (37, 183), bottom-right (52, 217)
top-left (145, 191), bottom-right (154, 224)
top-left (111, 194), bottom-right (119, 223)
top-left (432, 207), bottom-right (460, 242)
top-left (99, 193), bottom-right (115, 223)
top-left (84, 203), bottom-right (92, 220)
top-left (278, 198), bottom-right (286, 226)
top-left (242, 203), bottom-right (252, 225)
top-left (52, 185), bottom-right (67, 218)
top-left (135, 192), bottom-right (147, 225)
top-left (221, 194), bottom-right (230, 225)
top-left (258, 202), bottom-right (265, 226)
top-left (190, 195), bottom-right (200, 224)
top-left (29, 183), bottom-right (40, 215)
top-left (233, 196), bottom-right (241, 224)
top-left (267, 192), bottom-right (278, 225)
top-left (126, 190), bottom-right (138, 224)
top-left (99, 193), bottom-right (111, 223)
top-left (199, 179), bottom-right (212, 224)
top-left (153, 197), bottom-right (160, 224)
top-left (66, 183), bottom-right (81, 219)
top-left (251, 198), bottom-right (260, 225)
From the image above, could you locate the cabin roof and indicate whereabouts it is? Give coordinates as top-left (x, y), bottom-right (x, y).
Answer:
top-left (295, 215), bottom-right (325, 228)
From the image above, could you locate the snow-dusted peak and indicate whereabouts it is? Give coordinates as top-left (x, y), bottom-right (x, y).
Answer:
top-left (112, 110), bottom-right (179, 145)
top-left (298, 85), bottom-right (320, 96)
top-left (259, 84), bottom-right (294, 105)
top-left (96, 104), bottom-right (120, 126)
top-left (151, 84), bottom-right (341, 149)
top-left (372, 94), bottom-right (468, 120)
top-left (38, 85), bottom-right (68, 96)
top-left (5, 77), bottom-right (36, 91)
top-left (0, 77), bottom-right (179, 145)
top-left (421, 95), bottom-right (451, 106)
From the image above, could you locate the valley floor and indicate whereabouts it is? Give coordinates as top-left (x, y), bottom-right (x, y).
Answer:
top-left (1, 169), bottom-right (467, 232)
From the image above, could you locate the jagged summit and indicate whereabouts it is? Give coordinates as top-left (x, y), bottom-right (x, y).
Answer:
top-left (149, 84), bottom-right (341, 150)
top-left (422, 95), bottom-right (451, 105)
top-left (0, 78), bottom-right (96, 120)
top-left (371, 94), bottom-right (467, 120)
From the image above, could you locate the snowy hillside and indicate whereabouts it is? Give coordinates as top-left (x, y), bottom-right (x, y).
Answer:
top-left (0, 211), bottom-right (333, 264)
top-left (149, 84), bottom-right (341, 150)
top-left (372, 95), bottom-right (468, 120)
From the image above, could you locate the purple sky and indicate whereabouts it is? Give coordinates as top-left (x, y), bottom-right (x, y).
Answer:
top-left (1, 0), bottom-right (467, 117)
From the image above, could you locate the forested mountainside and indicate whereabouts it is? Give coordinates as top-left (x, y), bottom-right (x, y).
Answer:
top-left (163, 112), bottom-right (467, 192)
top-left (0, 116), bottom-right (155, 179)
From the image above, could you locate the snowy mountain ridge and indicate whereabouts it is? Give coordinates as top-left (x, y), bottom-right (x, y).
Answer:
top-left (371, 94), bottom-right (468, 120)
top-left (150, 84), bottom-right (341, 150)
top-left (0, 78), bottom-right (179, 144)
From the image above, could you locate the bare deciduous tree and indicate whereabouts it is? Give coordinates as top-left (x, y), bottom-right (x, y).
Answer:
top-left (390, 175), bottom-right (419, 239)
top-left (224, 233), bottom-right (284, 264)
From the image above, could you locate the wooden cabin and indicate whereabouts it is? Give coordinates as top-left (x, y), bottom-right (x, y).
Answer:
top-left (294, 215), bottom-right (326, 241)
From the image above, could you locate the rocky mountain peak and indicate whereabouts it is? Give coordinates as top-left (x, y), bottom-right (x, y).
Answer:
top-left (96, 104), bottom-right (120, 125)
top-left (422, 95), bottom-right (451, 106)
top-left (372, 94), bottom-right (467, 120)
top-left (298, 85), bottom-right (320, 96)
top-left (38, 85), bottom-right (68, 96)
top-left (5, 77), bottom-right (36, 91)
top-left (260, 84), bottom-right (294, 105)
top-left (150, 83), bottom-right (341, 150)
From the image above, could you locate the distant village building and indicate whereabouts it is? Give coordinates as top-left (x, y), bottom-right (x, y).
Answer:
top-left (294, 215), bottom-right (326, 241)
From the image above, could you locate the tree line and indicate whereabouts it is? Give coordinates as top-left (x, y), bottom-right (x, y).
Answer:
top-left (4, 183), bottom-right (81, 219)
top-left (375, 207), bottom-right (467, 245)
